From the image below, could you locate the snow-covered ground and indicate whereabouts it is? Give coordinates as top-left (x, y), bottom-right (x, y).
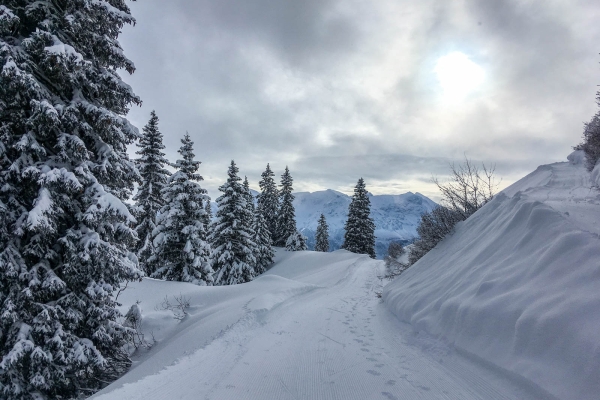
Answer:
top-left (95, 250), bottom-right (549, 400)
top-left (384, 151), bottom-right (600, 400)
top-left (92, 152), bottom-right (598, 400)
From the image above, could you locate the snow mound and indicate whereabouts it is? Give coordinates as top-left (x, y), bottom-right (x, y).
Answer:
top-left (383, 154), bottom-right (600, 400)
top-left (246, 275), bottom-right (319, 312)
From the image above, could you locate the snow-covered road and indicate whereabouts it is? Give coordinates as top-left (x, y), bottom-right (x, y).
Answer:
top-left (94, 250), bottom-right (549, 400)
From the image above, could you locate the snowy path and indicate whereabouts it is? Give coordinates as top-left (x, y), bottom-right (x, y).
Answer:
top-left (94, 251), bottom-right (548, 400)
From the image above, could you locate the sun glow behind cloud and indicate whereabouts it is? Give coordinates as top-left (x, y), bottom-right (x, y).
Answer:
top-left (435, 52), bottom-right (485, 101)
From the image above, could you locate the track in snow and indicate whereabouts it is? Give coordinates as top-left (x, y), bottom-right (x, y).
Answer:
top-left (94, 251), bottom-right (550, 400)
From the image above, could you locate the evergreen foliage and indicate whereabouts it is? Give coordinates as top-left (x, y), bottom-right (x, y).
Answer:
top-left (133, 111), bottom-right (170, 271)
top-left (275, 166), bottom-right (297, 247)
top-left (0, 1), bottom-right (143, 398)
top-left (242, 176), bottom-right (256, 230)
top-left (315, 214), bottom-right (330, 252)
top-left (257, 164), bottom-right (279, 242)
top-left (242, 176), bottom-right (259, 269)
top-left (148, 134), bottom-right (213, 285)
top-left (209, 161), bottom-right (257, 285)
top-left (253, 207), bottom-right (274, 274)
top-left (285, 230), bottom-right (308, 251)
top-left (203, 199), bottom-right (212, 235)
top-left (341, 178), bottom-right (376, 258)
top-left (579, 113), bottom-right (600, 171)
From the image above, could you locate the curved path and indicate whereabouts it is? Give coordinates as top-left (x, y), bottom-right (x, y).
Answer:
top-left (95, 251), bottom-right (548, 400)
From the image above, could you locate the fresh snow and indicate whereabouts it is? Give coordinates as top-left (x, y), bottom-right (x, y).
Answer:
top-left (96, 249), bottom-right (549, 400)
top-left (384, 151), bottom-right (600, 400)
top-left (90, 152), bottom-right (598, 400)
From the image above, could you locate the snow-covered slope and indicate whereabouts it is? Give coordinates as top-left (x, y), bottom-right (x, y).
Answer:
top-left (92, 249), bottom-right (551, 400)
top-left (383, 151), bottom-right (600, 400)
top-left (294, 190), bottom-right (437, 257)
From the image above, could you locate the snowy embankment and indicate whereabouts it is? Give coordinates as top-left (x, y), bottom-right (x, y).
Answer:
top-left (93, 248), bottom-right (550, 400)
top-left (384, 151), bottom-right (600, 400)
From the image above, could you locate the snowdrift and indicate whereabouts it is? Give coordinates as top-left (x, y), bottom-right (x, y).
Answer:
top-left (92, 249), bottom-right (361, 398)
top-left (383, 151), bottom-right (600, 400)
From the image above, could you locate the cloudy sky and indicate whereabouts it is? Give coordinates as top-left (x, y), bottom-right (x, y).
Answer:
top-left (118, 0), bottom-right (600, 200)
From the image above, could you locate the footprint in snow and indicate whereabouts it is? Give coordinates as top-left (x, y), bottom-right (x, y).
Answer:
top-left (381, 392), bottom-right (398, 400)
top-left (385, 380), bottom-right (396, 386)
top-left (367, 370), bottom-right (381, 376)
top-left (360, 348), bottom-right (370, 352)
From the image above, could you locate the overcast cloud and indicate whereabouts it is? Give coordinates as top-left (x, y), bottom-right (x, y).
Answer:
top-left (119, 0), bottom-right (600, 200)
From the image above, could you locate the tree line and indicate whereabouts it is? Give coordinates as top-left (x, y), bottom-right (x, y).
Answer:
top-left (0, 1), bottom-right (378, 398)
top-left (133, 111), bottom-right (376, 287)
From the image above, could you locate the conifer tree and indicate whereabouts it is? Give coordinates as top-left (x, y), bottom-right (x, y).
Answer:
top-left (0, 2), bottom-right (143, 398)
top-left (342, 178), bottom-right (376, 258)
top-left (243, 176), bottom-right (256, 228)
top-left (315, 214), bottom-right (330, 252)
top-left (133, 111), bottom-right (170, 271)
top-left (203, 198), bottom-right (213, 234)
top-left (209, 161), bottom-right (257, 285)
top-left (286, 230), bottom-right (308, 251)
top-left (242, 176), bottom-right (258, 269)
top-left (275, 166), bottom-right (297, 246)
top-left (148, 134), bottom-right (213, 285)
top-left (253, 207), bottom-right (275, 274)
top-left (257, 163), bottom-right (279, 242)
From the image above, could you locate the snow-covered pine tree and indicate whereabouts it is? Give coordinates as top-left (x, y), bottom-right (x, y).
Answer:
top-left (242, 176), bottom-right (256, 228)
top-left (209, 161), bottom-right (257, 285)
top-left (285, 230), bottom-right (308, 251)
top-left (203, 197), bottom-right (213, 235)
top-left (0, 2), bottom-right (143, 398)
top-left (257, 163), bottom-right (279, 242)
top-left (148, 133), bottom-right (213, 285)
top-left (275, 166), bottom-right (297, 246)
top-left (253, 207), bottom-right (274, 274)
top-left (315, 213), bottom-right (330, 252)
top-left (341, 178), bottom-right (376, 258)
top-left (133, 111), bottom-right (170, 271)
top-left (242, 176), bottom-right (258, 268)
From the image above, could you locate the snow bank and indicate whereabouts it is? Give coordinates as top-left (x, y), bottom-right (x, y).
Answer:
top-left (383, 153), bottom-right (600, 400)
top-left (92, 249), bottom-right (360, 397)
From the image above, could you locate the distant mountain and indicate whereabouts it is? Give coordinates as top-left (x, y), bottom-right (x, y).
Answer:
top-left (294, 190), bottom-right (437, 258)
top-left (211, 189), bottom-right (437, 258)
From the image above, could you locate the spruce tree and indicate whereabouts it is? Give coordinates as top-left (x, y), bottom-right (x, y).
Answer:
top-left (253, 207), bottom-right (275, 274)
top-left (275, 166), bottom-right (297, 246)
top-left (203, 198), bottom-right (213, 234)
top-left (148, 134), bottom-right (213, 285)
top-left (286, 230), bottom-right (308, 251)
top-left (315, 214), bottom-right (330, 252)
top-left (257, 163), bottom-right (279, 242)
top-left (0, 2), bottom-right (143, 398)
top-left (242, 176), bottom-right (258, 270)
top-left (133, 111), bottom-right (170, 271)
top-left (209, 161), bottom-right (257, 285)
top-left (341, 178), bottom-right (376, 258)
top-left (242, 176), bottom-right (256, 229)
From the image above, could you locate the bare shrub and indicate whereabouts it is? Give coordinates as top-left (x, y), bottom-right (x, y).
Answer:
top-left (157, 294), bottom-right (191, 321)
top-left (384, 242), bottom-right (408, 279)
top-left (433, 157), bottom-right (500, 219)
